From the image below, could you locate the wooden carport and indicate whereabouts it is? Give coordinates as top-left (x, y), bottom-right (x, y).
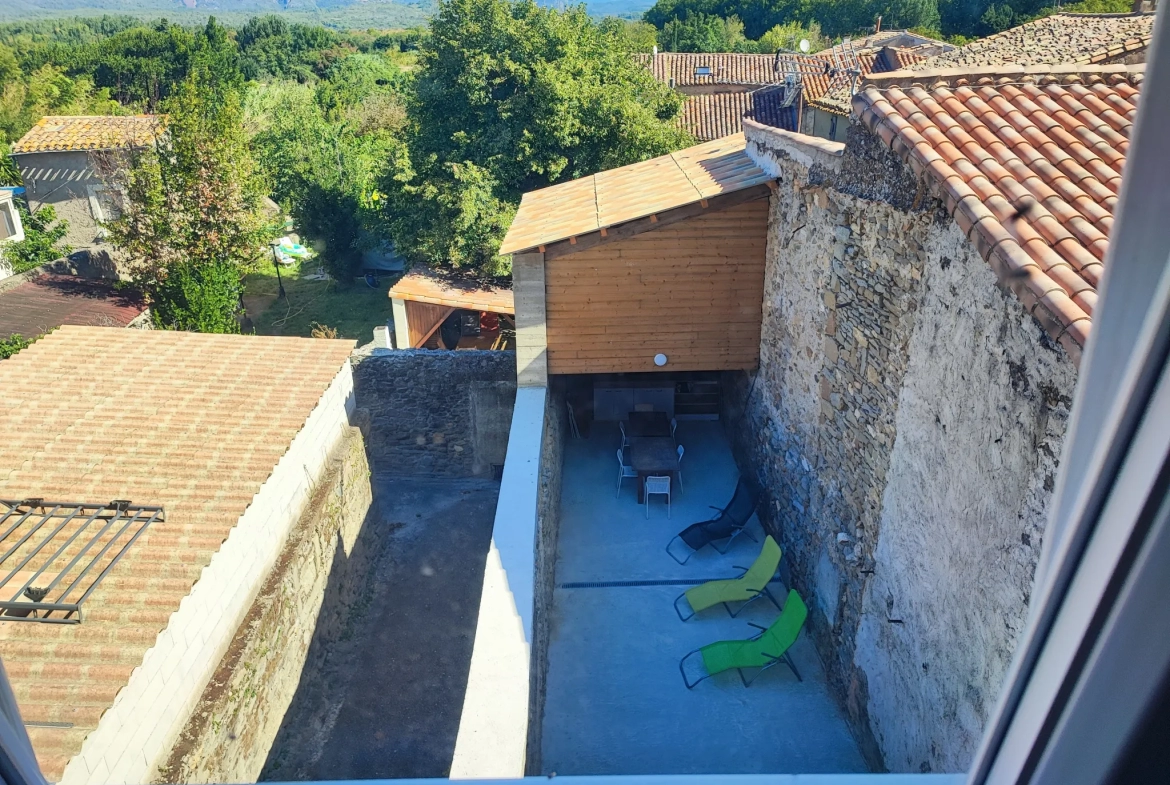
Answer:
top-left (389, 268), bottom-right (515, 349)
top-left (499, 133), bottom-right (776, 386)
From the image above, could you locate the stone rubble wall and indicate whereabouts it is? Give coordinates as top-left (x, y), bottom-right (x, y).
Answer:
top-left (351, 348), bottom-right (517, 477)
top-left (735, 124), bottom-right (1077, 773)
top-left (158, 425), bottom-right (379, 784)
top-left (526, 384), bottom-right (566, 774)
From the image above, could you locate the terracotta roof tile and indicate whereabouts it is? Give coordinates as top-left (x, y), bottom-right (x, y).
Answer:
top-left (0, 327), bottom-right (354, 780)
top-left (500, 133), bottom-right (772, 254)
top-left (907, 13), bottom-right (1154, 71)
top-left (639, 52), bottom-right (786, 87)
top-left (853, 64), bottom-right (1142, 363)
top-left (11, 116), bottom-right (160, 154)
top-left (677, 87), bottom-right (802, 140)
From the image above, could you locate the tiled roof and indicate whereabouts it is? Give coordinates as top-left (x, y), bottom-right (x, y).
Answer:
top-left (0, 327), bottom-right (354, 780)
top-left (639, 52), bottom-right (783, 87)
top-left (11, 115), bottom-right (160, 154)
top-left (907, 13), bottom-right (1154, 71)
top-left (853, 64), bottom-right (1143, 363)
top-left (389, 268), bottom-right (514, 313)
top-left (808, 47), bottom-right (932, 116)
top-left (0, 275), bottom-right (146, 340)
top-left (678, 87), bottom-right (801, 140)
top-left (500, 133), bottom-right (772, 254)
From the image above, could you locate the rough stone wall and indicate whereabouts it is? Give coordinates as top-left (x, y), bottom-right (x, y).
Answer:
top-left (351, 349), bottom-right (516, 477)
top-left (159, 425), bottom-right (379, 783)
top-left (854, 219), bottom-right (1075, 773)
top-left (526, 385), bottom-right (566, 774)
top-left (733, 123), bottom-right (1078, 772)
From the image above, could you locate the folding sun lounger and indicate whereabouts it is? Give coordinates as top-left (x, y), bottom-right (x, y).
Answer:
top-left (673, 535), bottom-right (783, 621)
top-left (679, 589), bottom-right (808, 689)
top-left (665, 477), bottom-right (760, 565)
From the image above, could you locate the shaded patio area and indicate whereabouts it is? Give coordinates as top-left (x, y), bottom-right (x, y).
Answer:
top-left (541, 420), bottom-right (868, 775)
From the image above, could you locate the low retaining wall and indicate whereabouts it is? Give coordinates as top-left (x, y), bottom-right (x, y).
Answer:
top-left (351, 349), bottom-right (516, 477)
top-left (157, 425), bottom-right (378, 783)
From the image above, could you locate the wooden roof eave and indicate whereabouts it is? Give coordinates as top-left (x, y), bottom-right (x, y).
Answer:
top-left (522, 181), bottom-right (775, 261)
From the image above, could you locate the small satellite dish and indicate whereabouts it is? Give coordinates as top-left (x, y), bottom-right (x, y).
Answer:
top-left (799, 39), bottom-right (811, 53)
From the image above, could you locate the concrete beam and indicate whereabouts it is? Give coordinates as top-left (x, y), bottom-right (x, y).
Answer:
top-left (512, 252), bottom-right (548, 387)
top-left (391, 297), bottom-right (409, 350)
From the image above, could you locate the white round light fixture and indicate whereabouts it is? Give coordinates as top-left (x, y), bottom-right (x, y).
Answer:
top-left (654, 353), bottom-right (668, 367)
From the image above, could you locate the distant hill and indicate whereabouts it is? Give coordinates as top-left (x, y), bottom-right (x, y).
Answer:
top-left (0, 0), bottom-right (656, 26)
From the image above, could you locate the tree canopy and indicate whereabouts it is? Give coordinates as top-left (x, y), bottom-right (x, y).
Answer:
top-left (101, 19), bottom-right (270, 332)
top-left (379, 0), bottom-right (693, 276)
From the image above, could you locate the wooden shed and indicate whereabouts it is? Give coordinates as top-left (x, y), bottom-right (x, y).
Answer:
top-left (389, 268), bottom-right (515, 350)
top-left (499, 133), bottom-right (774, 385)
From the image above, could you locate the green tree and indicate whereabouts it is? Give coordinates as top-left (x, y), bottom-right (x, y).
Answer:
top-left (382, 0), bottom-right (692, 275)
top-left (659, 13), bottom-right (751, 52)
top-left (102, 19), bottom-right (269, 333)
top-left (248, 60), bottom-right (404, 283)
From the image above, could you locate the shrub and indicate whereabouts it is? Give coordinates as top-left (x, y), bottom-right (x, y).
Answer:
top-left (151, 259), bottom-right (242, 334)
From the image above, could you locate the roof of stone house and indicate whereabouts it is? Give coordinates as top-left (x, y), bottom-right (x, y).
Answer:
top-left (0, 274), bottom-right (146, 340)
top-left (807, 47), bottom-right (933, 116)
top-left (389, 268), bottom-right (514, 314)
top-left (678, 87), bottom-right (801, 141)
top-left (500, 133), bottom-right (772, 255)
top-left (11, 115), bottom-right (160, 154)
top-left (852, 64), bottom-right (1143, 363)
top-left (0, 326), bottom-right (354, 780)
top-left (906, 13), bottom-right (1154, 72)
top-left (639, 52), bottom-right (787, 87)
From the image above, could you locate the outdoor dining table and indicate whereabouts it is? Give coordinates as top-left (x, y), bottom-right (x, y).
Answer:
top-left (627, 410), bottom-right (672, 438)
top-left (629, 436), bottom-right (678, 503)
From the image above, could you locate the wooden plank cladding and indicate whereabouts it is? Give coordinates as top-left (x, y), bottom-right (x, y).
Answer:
top-left (544, 198), bottom-right (768, 375)
top-left (406, 301), bottom-right (453, 348)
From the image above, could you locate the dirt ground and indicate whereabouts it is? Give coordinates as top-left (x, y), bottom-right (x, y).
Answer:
top-left (260, 476), bottom-right (498, 780)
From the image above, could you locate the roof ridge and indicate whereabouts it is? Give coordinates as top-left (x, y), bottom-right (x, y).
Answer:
top-left (864, 61), bottom-right (1145, 89)
top-left (669, 149), bottom-right (705, 202)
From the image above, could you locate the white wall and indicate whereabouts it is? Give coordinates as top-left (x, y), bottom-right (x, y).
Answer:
top-left (450, 386), bottom-right (546, 778)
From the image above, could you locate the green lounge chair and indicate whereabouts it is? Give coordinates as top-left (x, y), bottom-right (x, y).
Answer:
top-left (672, 535), bottom-right (783, 621)
top-left (679, 589), bottom-right (808, 689)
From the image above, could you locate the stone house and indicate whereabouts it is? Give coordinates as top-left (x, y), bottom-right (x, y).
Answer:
top-left (499, 56), bottom-right (1134, 773)
top-left (802, 12), bottom-right (1155, 143)
top-left (10, 115), bottom-right (159, 272)
top-left (640, 36), bottom-right (951, 142)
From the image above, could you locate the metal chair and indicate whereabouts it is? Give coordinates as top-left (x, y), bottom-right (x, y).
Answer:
top-left (618, 421), bottom-right (629, 449)
top-left (645, 475), bottom-right (672, 518)
top-left (676, 444), bottom-right (685, 493)
top-left (616, 449), bottom-right (637, 497)
top-left (567, 401), bottom-right (582, 439)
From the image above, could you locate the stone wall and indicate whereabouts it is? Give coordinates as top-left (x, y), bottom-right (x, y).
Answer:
top-left (732, 123), bottom-right (1077, 772)
top-left (159, 425), bottom-right (379, 783)
top-left (526, 384), bottom-right (566, 774)
top-left (351, 349), bottom-right (516, 477)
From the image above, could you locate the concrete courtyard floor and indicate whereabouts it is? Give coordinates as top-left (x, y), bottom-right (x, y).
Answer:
top-left (541, 420), bottom-right (868, 775)
top-left (262, 476), bottom-right (498, 780)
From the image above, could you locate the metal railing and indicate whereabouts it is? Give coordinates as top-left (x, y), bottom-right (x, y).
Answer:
top-left (0, 498), bottom-right (164, 623)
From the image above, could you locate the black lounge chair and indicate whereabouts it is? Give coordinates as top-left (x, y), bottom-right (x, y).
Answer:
top-left (665, 478), bottom-right (760, 565)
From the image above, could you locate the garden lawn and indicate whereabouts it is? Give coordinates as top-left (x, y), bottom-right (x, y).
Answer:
top-left (244, 260), bottom-right (396, 341)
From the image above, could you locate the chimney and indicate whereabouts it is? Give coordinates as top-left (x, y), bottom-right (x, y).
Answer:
top-left (875, 15), bottom-right (882, 33)
top-left (652, 44), bottom-right (658, 58)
